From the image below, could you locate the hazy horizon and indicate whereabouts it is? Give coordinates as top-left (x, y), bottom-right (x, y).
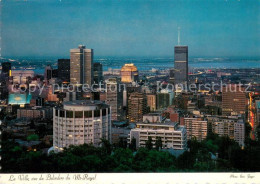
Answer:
top-left (1, 0), bottom-right (260, 58)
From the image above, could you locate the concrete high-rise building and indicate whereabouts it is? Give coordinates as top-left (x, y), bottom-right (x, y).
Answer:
top-left (105, 78), bottom-right (123, 121)
top-left (121, 63), bottom-right (139, 83)
top-left (234, 119), bottom-right (245, 147)
top-left (146, 93), bottom-right (156, 112)
top-left (129, 122), bottom-right (187, 150)
top-left (184, 118), bottom-right (207, 141)
top-left (93, 62), bottom-right (103, 84)
top-left (70, 45), bottom-right (93, 85)
top-left (58, 59), bottom-right (70, 83)
top-left (174, 46), bottom-right (188, 84)
top-left (128, 92), bottom-right (147, 122)
top-left (53, 100), bottom-right (111, 152)
top-left (222, 85), bottom-right (247, 116)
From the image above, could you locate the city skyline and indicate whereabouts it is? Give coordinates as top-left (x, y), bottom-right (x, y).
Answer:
top-left (1, 0), bottom-right (259, 58)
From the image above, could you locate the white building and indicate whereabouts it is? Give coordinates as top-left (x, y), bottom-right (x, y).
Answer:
top-left (129, 122), bottom-right (187, 150)
top-left (210, 115), bottom-right (245, 147)
top-left (234, 119), bottom-right (245, 147)
top-left (53, 100), bottom-right (111, 152)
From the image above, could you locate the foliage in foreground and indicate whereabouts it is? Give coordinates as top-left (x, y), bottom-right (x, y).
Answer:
top-left (1, 133), bottom-right (260, 172)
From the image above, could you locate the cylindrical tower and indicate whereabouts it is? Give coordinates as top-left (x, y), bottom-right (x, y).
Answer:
top-left (53, 100), bottom-right (111, 152)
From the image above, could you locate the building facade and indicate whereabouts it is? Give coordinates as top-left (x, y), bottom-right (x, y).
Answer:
top-left (184, 118), bottom-right (207, 141)
top-left (53, 100), bottom-right (111, 152)
top-left (128, 92), bottom-right (147, 122)
top-left (93, 62), bottom-right (103, 84)
top-left (70, 45), bottom-right (93, 85)
top-left (174, 46), bottom-right (188, 84)
top-left (105, 78), bottom-right (123, 121)
top-left (1, 62), bottom-right (11, 76)
top-left (58, 59), bottom-right (70, 83)
top-left (146, 93), bottom-right (156, 112)
top-left (222, 85), bottom-right (247, 116)
top-left (156, 89), bottom-right (174, 110)
top-left (129, 122), bottom-right (187, 150)
top-left (121, 63), bottom-right (139, 83)
top-left (17, 107), bottom-right (52, 119)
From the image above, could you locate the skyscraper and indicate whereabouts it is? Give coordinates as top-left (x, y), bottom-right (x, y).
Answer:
top-left (58, 59), bottom-right (70, 83)
top-left (128, 92), bottom-right (147, 122)
top-left (174, 46), bottom-right (188, 84)
top-left (105, 78), bottom-right (123, 121)
top-left (70, 45), bottom-right (93, 85)
top-left (93, 62), bottom-right (103, 84)
top-left (1, 62), bottom-right (11, 76)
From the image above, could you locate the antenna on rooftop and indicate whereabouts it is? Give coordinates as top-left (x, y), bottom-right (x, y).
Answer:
top-left (178, 27), bottom-right (181, 46)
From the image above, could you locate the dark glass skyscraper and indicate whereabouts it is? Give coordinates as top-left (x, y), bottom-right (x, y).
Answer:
top-left (1, 62), bottom-right (11, 76)
top-left (174, 46), bottom-right (188, 84)
top-left (93, 62), bottom-right (103, 84)
top-left (58, 59), bottom-right (70, 82)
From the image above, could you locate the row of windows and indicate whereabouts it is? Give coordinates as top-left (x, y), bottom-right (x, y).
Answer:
top-left (56, 108), bottom-right (110, 118)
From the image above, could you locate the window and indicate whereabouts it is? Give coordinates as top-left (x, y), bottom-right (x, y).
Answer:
top-left (66, 111), bottom-right (73, 118)
top-left (84, 111), bottom-right (92, 118)
top-left (94, 110), bottom-right (100, 117)
top-left (102, 109), bottom-right (106, 116)
top-left (60, 110), bottom-right (65, 117)
top-left (55, 110), bottom-right (59, 116)
top-left (75, 111), bottom-right (83, 118)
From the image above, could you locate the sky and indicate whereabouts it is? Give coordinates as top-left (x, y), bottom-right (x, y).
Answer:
top-left (1, 0), bottom-right (260, 58)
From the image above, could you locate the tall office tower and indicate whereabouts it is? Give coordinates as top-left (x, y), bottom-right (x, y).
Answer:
top-left (53, 100), bottom-right (111, 152)
top-left (70, 45), bottom-right (93, 85)
top-left (222, 85), bottom-right (247, 116)
top-left (174, 46), bottom-right (188, 84)
top-left (121, 63), bottom-right (139, 83)
top-left (184, 118), bottom-right (207, 141)
top-left (146, 93), bottom-right (157, 112)
top-left (1, 62), bottom-right (11, 76)
top-left (128, 92), bottom-right (147, 122)
top-left (58, 59), bottom-right (70, 83)
top-left (106, 78), bottom-right (123, 121)
top-left (156, 89), bottom-right (174, 110)
top-left (93, 62), bottom-right (103, 84)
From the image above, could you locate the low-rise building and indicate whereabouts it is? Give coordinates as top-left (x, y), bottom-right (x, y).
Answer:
top-left (143, 113), bottom-right (162, 123)
top-left (129, 121), bottom-right (187, 150)
top-left (17, 106), bottom-right (52, 119)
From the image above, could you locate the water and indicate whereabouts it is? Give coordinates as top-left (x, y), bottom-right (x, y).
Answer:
top-left (1, 57), bottom-right (259, 74)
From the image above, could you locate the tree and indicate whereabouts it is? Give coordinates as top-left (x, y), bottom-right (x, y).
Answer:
top-left (118, 137), bottom-right (127, 149)
top-left (27, 134), bottom-right (39, 141)
top-left (145, 136), bottom-right (153, 150)
top-left (129, 137), bottom-right (136, 151)
top-left (99, 138), bottom-right (112, 155)
top-left (155, 137), bottom-right (162, 151)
